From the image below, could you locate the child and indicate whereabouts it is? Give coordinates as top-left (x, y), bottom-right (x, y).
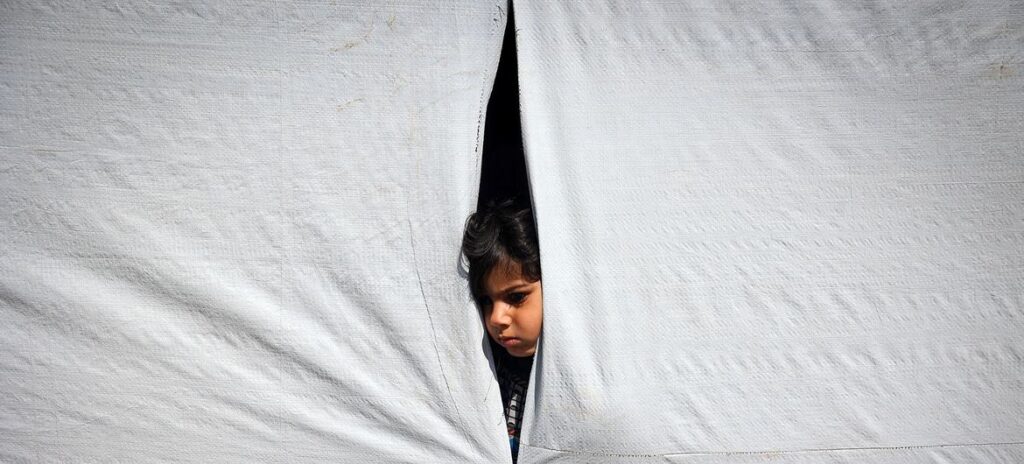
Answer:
top-left (462, 199), bottom-right (542, 463)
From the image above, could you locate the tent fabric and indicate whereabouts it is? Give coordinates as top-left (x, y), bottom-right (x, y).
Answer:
top-left (1, 2), bottom-right (511, 462)
top-left (3, 1), bottom-right (1024, 463)
top-left (515, 1), bottom-right (1024, 462)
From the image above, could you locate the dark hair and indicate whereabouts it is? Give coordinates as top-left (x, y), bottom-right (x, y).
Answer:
top-left (461, 199), bottom-right (541, 305)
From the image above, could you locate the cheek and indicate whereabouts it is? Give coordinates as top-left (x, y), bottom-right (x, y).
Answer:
top-left (482, 311), bottom-right (497, 334)
top-left (523, 304), bottom-right (543, 337)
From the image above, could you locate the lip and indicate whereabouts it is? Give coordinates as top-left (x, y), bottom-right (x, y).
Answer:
top-left (499, 337), bottom-right (522, 347)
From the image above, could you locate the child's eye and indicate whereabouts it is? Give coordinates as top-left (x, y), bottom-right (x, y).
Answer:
top-left (507, 292), bottom-right (527, 304)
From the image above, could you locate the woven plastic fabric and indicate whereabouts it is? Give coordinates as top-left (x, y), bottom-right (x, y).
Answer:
top-left (0, 2), bottom-right (510, 462)
top-left (515, 1), bottom-right (1024, 462)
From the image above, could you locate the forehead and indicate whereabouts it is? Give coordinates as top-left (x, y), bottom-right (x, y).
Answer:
top-left (483, 259), bottom-right (529, 293)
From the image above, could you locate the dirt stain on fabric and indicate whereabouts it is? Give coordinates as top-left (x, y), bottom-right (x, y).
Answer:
top-left (989, 62), bottom-right (1015, 79)
top-left (330, 22), bottom-right (376, 52)
top-left (336, 98), bottom-right (365, 112)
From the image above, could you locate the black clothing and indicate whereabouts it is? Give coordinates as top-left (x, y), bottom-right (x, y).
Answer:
top-left (493, 349), bottom-right (533, 463)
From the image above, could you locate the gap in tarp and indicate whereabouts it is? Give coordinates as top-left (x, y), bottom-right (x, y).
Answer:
top-left (476, 3), bottom-right (539, 462)
top-left (478, 0), bottom-right (530, 210)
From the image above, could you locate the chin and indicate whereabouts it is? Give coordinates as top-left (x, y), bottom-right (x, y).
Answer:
top-left (507, 347), bottom-right (535, 357)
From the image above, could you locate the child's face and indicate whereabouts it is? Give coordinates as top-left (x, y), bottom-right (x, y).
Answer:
top-left (481, 260), bottom-right (543, 358)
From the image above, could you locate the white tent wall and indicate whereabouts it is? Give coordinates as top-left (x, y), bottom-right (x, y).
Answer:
top-left (515, 1), bottom-right (1024, 463)
top-left (1, 2), bottom-right (511, 462)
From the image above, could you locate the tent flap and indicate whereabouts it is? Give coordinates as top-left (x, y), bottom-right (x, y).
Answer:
top-left (0, 2), bottom-right (510, 461)
top-left (516, 1), bottom-right (1024, 461)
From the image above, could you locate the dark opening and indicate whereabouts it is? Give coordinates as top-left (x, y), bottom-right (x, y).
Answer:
top-left (477, 2), bottom-right (529, 210)
top-left (476, 5), bottom-right (535, 463)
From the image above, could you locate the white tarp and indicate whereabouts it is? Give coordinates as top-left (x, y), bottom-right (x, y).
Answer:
top-left (3, 1), bottom-right (1024, 463)
top-left (516, 1), bottom-right (1024, 462)
top-left (1, 2), bottom-right (511, 461)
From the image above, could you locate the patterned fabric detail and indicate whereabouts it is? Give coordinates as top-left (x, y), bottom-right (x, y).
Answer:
top-left (495, 351), bottom-right (533, 464)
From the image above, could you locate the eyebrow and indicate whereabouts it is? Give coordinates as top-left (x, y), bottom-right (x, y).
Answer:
top-left (491, 283), bottom-right (531, 296)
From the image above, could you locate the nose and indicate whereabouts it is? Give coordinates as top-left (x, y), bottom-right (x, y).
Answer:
top-left (489, 303), bottom-right (512, 331)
